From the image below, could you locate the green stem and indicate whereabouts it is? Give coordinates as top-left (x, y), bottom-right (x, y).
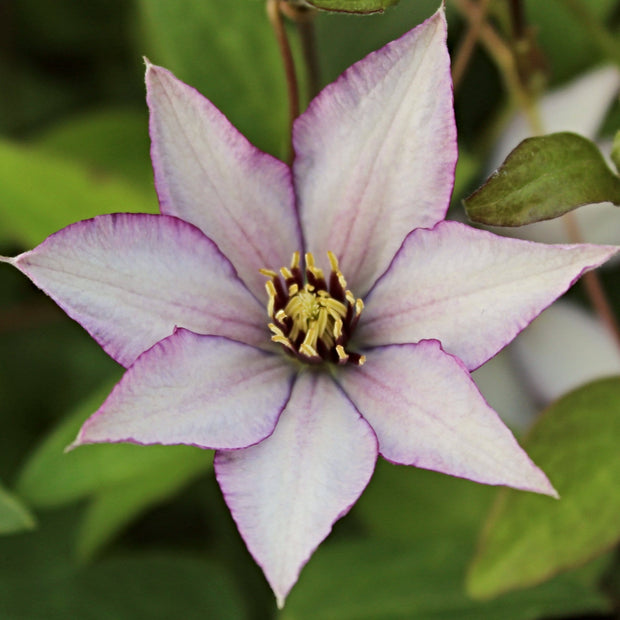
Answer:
top-left (281, 2), bottom-right (321, 100)
top-left (267, 0), bottom-right (300, 164)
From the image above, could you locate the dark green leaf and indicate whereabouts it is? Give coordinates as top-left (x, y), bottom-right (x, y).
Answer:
top-left (524, 0), bottom-right (618, 84)
top-left (76, 453), bottom-right (211, 560)
top-left (282, 537), bottom-right (609, 619)
top-left (464, 132), bottom-right (620, 226)
top-left (0, 482), bottom-right (35, 535)
top-left (355, 460), bottom-right (495, 545)
top-left (467, 377), bottom-right (620, 598)
top-left (303, 0), bottom-right (399, 13)
top-left (17, 383), bottom-right (211, 508)
top-left (0, 509), bottom-right (247, 619)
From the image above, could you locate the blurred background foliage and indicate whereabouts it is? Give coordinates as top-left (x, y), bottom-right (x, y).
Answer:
top-left (0, 0), bottom-right (619, 618)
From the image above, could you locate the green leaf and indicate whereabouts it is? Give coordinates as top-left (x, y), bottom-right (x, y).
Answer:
top-left (303, 0), bottom-right (399, 13)
top-left (0, 139), bottom-right (156, 247)
top-left (0, 509), bottom-right (248, 619)
top-left (137, 0), bottom-right (291, 157)
top-left (464, 132), bottom-right (620, 226)
top-left (467, 377), bottom-right (620, 599)
top-left (355, 460), bottom-right (495, 545)
top-left (17, 382), bottom-right (211, 508)
top-left (282, 537), bottom-right (609, 619)
top-left (0, 482), bottom-right (35, 535)
top-left (34, 108), bottom-right (154, 190)
top-left (76, 452), bottom-right (212, 560)
top-left (611, 129), bottom-right (620, 173)
top-left (524, 0), bottom-right (618, 84)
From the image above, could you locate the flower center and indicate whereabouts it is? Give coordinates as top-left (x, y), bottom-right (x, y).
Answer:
top-left (260, 252), bottom-right (365, 366)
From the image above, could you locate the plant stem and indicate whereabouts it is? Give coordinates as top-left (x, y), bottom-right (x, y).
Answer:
top-left (281, 2), bottom-right (321, 99)
top-left (451, 0), bottom-right (542, 133)
top-left (508, 0), bottom-right (525, 39)
top-left (267, 0), bottom-right (300, 164)
top-left (563, 212), bottom-right (620, 349)
top-left (451, 0), bottom-right (491, 91)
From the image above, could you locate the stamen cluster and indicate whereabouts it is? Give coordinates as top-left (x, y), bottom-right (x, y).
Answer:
top-left (261, 252), bottom-right (365, 366)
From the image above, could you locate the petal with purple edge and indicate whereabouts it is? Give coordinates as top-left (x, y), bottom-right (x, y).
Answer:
top-left (73, 330), bottom-right (294, 450)
top-left (293, 8), bottom-right (456, 296)
top-left (215, 371), bottom-right (378, 608)
top-left (360, 221), bottom-right (619, 370)
top-left (146, 62), bottom-right (301, 300)
top-left (7, 213), bottom-right (266, 367)
top-left (338, 341), bottom-right (557, 496)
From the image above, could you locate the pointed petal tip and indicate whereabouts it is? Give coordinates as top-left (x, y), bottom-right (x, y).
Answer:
top-left (525, 475), bottom-right (559, 500)
top-left (504, 461), bottom-right (559, 499)
top-left (64, 433), bottom-right (86, 454)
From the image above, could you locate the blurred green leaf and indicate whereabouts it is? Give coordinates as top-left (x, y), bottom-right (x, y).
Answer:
top-left (17, 383), bottom-right (211, 508)
top-left (355, 460), bottom-right (495, 545)
top-left (303, 0), bottom-right (399, 13)
top-left (77, 452), bottom-right (212, 560)
top-left (464, 132), bottom-right (620, 226)
top-left (283, 537), bottom-right (609, 619)
top-left (137, 0), bottom-right (290, 157)
top-left (0, 139), bottom-right (156, 247)
top-left (467, 377), bottom-right (620, 599)
top-left (34, 108), bottom-right (154, 190)
top-left (525, 0), bottom-right (618, 84)
top-left (0, 509), bottom-right (247, 619)
top-left (0, 482), bottom-right (35, 535)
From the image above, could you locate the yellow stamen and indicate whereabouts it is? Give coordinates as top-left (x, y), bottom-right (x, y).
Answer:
top-left (335, 345), bottom-right (349, 363)
top-left (265, 280), bottom-right (277, 318)
top-left (259, 268), bottom-right (278, 278)
top-left (268, 323), bottom-right (295, 351)
top-left (261, 251), bottom-right (365, 366)
top-left (280, 266), bottom-right (293, 280)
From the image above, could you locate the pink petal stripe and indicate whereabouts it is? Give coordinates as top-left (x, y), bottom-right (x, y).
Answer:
top-left (147, 62), bottom-right (302, 300)
top-left (10, 213), bottom-right (266, 367)
top-left (293, 8), bottom-right (456, 296)
top-left (360, 221), bottom-right (619, 370)
top-left (338, 341), bottom-right (557, 496)
top-left (215, 372), bottom-right (378, 608)
top-left (73, 330), bottom-right (294, 450)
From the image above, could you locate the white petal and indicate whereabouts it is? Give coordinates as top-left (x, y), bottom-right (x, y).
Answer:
top-left (338, 342), bottom-right (556, 495)
top-left (147, 63), bottom-right (302, 300)
top-left (360, 221), bottom-right (618, 370)
top-left (215, 372), bottom-right (377, 608)
top-left (512, 301), bottom-right (620, 403)
top-left (74, 330), bottom-right (294, 450)
top-left (293, 8), bottom-right (456, 296)
top-left (7, 214), bottom-right (266, 367)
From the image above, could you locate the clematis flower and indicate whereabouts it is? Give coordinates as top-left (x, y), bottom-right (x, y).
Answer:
top-left (1, 8), bottom-right (618, 607)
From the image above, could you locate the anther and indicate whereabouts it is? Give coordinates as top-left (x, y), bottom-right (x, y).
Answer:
top-left (260, 252), bottom-right (365, 366)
